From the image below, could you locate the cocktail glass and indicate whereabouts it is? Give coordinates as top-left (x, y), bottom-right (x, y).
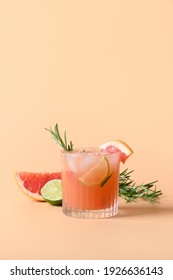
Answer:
top-left (61, 147), bottom-right (121, 218)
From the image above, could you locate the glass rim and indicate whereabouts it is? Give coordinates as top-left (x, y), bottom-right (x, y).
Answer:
top-left (61, 147), bottom-right (121, 156)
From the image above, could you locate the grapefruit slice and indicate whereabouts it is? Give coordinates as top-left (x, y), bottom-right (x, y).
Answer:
top-left (15, 171), bottom-right (61, 201)
top-left (79, 156), bottom-right (110, 186)
top-left (100, 140), bottom-right (133, 163)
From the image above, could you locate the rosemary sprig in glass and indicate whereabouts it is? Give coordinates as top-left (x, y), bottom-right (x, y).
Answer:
top-left (119, 169), bottom-right (162, 203)
top-left (45, 123), bottom-right (74, 151)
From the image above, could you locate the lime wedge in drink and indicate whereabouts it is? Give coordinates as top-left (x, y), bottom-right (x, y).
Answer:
top-left (41, 179), bottom-right (62, 205)
top-left (79, 156), bottom-right (111, 187)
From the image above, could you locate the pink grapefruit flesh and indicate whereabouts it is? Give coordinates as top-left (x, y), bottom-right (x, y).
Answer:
top-left (100, 140), bottom-right (133, 163)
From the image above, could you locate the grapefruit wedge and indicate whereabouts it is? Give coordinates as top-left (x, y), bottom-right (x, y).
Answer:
top-left (15, 172), bottom-right (61, 201)
top-left (100, 140), bottom-right (133, 163)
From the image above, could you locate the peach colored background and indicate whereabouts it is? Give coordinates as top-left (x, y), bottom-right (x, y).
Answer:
top-left (0, 0), bottom-right (173, 259)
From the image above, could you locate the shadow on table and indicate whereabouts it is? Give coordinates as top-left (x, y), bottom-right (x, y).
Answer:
top-left (118, 204), bottom-right (173, 217)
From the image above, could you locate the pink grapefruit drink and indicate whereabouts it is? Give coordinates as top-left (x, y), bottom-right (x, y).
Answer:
top-left (61, 148), bottom-right (121, 218)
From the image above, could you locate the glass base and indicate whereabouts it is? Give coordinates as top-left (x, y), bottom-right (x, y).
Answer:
top-left (62, 204), bottom-right (118, 219)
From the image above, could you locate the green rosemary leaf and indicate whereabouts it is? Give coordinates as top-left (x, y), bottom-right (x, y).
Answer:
top-left (45, 123), bottom-right (74, 151)
top-left (119, 169), bottom-right (162, 203)
top-left (64, 131), bottom-right (67, 147)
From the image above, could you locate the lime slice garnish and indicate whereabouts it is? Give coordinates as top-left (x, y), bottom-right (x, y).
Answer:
top-left (78, 156), bottom-right (111, 187)
top-left (41, 179), bottom-right (62, 205)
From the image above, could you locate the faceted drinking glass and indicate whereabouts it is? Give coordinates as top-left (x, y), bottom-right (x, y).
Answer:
top-left (61, 148), bottom-right (120, 218)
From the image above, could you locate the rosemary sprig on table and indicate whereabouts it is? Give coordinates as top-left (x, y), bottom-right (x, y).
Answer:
top-left (45, 124), bottom-right (74, 151)
top-left (119, 169), bottom-right (162, 203)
